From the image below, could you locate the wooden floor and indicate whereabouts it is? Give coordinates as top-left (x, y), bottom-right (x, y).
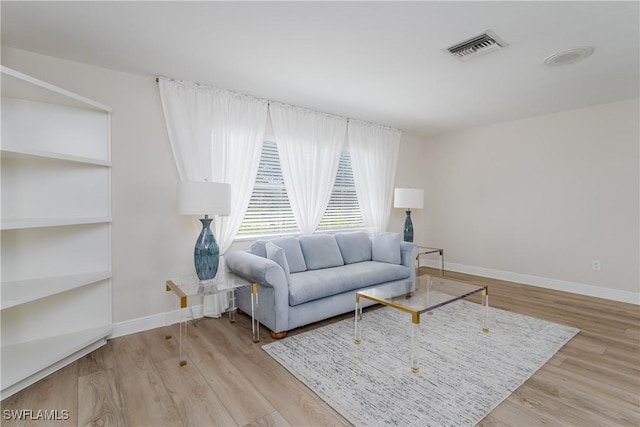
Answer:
top-left (2, 267), bottom-right (639, 426)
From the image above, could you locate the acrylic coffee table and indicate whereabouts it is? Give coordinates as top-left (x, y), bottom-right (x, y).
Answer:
top-left (354, 274), bottom-right (489, 373)
top-left (166, 261), bottom-right (259, 366)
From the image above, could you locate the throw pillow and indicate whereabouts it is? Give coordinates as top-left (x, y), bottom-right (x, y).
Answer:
top-left (299, 234), bottom-right (345, 270)
top-left (372, 232), bottom-right (401, 264)
top-left (265, 242), bottom-right (291, 284)
top-left (250, 239), bottom-right (269, 258)
top-left (270, 237), bottom-right (307, 273)
top-left (335, 231), bottom-right (372, 264)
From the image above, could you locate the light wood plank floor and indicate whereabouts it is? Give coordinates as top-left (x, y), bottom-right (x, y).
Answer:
top-left (2, 268), bottom-right (639, 426)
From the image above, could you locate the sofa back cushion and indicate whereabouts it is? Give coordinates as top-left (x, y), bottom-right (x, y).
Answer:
top-left (334, 231), bottom-right (372, 264)
top-left (270, 237), bottom-right (307, 273)
top-left (372, 232), bottom-right (401, 264)
top-left (299, 234), bottom-right (345, 270)
top-left (265, 242), bottom-right (291, 284)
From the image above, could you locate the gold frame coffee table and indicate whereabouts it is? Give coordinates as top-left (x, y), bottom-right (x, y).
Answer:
top-left (355, 274), bottom-right (489, 373)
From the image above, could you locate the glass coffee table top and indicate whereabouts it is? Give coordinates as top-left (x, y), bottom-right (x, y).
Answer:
top-left (356, 274), bottom-right (487, 320)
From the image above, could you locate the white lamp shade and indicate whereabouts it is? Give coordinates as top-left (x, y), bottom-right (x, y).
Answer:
top-left (178, 181), bottom-right (231, 216)
top-left (394, 188), bottom-right (424, 209)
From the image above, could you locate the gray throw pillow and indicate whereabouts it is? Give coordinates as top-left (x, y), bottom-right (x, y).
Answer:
top-left (335, 231), bottom-right (372, 264)
top-left (250, 239), bottom-right (269, 258)
top-left (372, 232), bottom-right (401, 264)
top-left (270, 237), bottom-right (307, 273)
top-left (299, 234), bottom-right (345, 270)
top-left (266, 242), bottom-right (291, 284)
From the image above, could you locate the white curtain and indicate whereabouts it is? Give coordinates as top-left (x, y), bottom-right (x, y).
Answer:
top-left (269, 103), bottom-right (347, 234)
top-left (159, 78), bottom-right (267, 316)
top-left (348, 120), bottom-right (401, 233)
top-left (159, 79), bottom-right (215, 182)
top-left (210, 91), bottom-right (268, 254)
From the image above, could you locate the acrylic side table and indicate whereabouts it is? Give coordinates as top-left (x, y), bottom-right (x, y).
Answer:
top-left (165, 263), bottom-right (259, 366)
top-left (416, 246), bottom-right (445, 274)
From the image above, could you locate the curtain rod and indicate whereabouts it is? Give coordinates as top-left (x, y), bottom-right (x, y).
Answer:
top-left (154, 75), bottom-right (401, 133)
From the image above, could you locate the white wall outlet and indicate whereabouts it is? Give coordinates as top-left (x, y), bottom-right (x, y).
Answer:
top-left (592, 260), bottom-right (601, 271)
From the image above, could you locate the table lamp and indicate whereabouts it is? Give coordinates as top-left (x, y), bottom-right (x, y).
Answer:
top-left (394, 188), bottom-right (424, 243)
top-left (178, 181), bottom-right (231, 280)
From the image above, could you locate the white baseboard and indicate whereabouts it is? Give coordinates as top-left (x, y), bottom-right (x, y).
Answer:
top-left (110, 304), bottom-right (206, 339)
top-left (420, 259), bottom-right (639, 305)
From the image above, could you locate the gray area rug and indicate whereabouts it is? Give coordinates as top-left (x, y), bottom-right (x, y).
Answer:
top-left (262, 299), bottom-right (579, 426)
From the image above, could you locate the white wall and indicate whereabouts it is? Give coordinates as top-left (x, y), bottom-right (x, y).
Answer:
top-left (389, 131), bottom-right (427, 235)
top-left (2, 48), bottom-right (197, 330)
top-left (417, 99), bottom-right (639, 302)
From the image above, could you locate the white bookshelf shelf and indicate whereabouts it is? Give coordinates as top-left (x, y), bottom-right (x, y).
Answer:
top-left (1, 66), bottom-right (111, 112)
top-left (0, 217), bottom-right (112, 231)
top-left (0, 326), bottom-right (111, 392)
top-left (1, 66), bottom-right (112, 400)
top-left (1, 147), bottom-right (111, 166)
top-left (1, 271), bottom-right (112, 310)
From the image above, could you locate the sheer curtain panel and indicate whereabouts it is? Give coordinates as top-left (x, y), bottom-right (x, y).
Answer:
top-left (210, 91), bottom-right (268, 253)
top-left (348, 120), bottom-right (401, 233)
top-left (158, 79), bottom-right (214, 182)
top-left (269, 103), bottom-right (347, 234)
top-left (159, 78), bottom-right (267, 316)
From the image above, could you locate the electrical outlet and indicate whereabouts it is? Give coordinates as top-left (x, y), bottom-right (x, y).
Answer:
top-left (592, 260), bottom-right (601, 271)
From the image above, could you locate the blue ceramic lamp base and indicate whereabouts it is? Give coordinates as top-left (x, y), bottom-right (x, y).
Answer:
top-left (403, 209), bottom-right (414, 243)
top-left (194, 217), bottom-right (220, 280)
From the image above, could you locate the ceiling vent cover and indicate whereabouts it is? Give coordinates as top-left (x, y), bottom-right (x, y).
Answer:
top-left (446, 30), bottom-right (509, 61)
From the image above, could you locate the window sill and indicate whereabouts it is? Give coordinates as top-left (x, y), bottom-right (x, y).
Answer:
top-left (233, 226), bottom-right (367, 242)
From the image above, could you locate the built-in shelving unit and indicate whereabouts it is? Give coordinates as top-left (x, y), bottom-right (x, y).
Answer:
top-left (1, 66), bottom-right (112, 399)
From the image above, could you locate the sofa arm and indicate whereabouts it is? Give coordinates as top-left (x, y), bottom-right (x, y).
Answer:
top-left (226, 250), bottom-right (290, 334)
top-left (400, 242), bottom-right (419, 279)
top-left (225, 251), bottom-right (286, 289)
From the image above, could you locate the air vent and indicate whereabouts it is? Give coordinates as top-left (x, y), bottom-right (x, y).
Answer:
top-left (446, 30), bottom-right (508, 61)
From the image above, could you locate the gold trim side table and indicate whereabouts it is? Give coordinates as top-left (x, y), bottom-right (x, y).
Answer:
top-left (165, 261), bottom-right (259, 366)
top-left (416, 246), bottom-right (444, 274)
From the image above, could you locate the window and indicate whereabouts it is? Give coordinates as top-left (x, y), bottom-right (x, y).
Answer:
top-left (317, 149), bottom-right (364, 230)
top-left (238, 140), bottom-right (363, 237)
top-left (238, 140), bottom-right (298, 237)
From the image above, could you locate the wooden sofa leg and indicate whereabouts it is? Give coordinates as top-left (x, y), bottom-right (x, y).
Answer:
top-left (270, 331), bottom-right (288, 339)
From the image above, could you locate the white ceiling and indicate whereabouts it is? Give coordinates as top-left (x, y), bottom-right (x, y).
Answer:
top-left (2, 1), bottom-right (639, 137)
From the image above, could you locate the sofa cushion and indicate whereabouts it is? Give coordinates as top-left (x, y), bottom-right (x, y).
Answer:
top-left (372, 232), bottom-right (401, 264)
top-left (266, 242), bottom-right (291, 284)
top-left (335, 231), bottom-right (372, 264)
top-left (299, 235), bottom-right (344, 270)
top-left (288, 261), bottom-right (410, 306)
top-left (270, 237), bottom-right (307, 273)
top-left (250, 239), bottom-right (269, 258)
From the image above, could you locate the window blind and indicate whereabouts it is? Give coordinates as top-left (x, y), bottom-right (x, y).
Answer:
top-left (238, 140), bottom-right (363, 237)
top-left (239, 140), bottom-right (298, 236)
top-left (317, 150), bottom-right (364, 230)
